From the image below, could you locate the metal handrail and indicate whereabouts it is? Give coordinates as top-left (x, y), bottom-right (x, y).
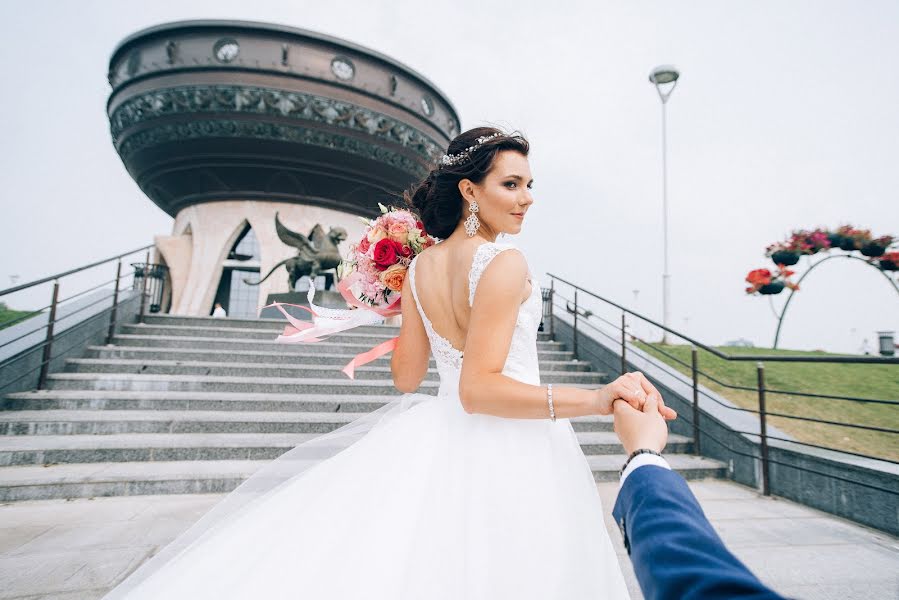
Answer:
top-left (1, 245), bottom-right (155, 390)
top-left (544, 273), bottom-right (899, 498)
top-left (681, 412), bottom-right (898, 494)
top-left (547, 272), bottom-right (899, 364)
top-left (0, 244), bottom-right (152, 298)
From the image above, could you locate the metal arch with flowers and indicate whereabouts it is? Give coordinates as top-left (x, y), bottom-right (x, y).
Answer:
top-left (263, 203), bottom-right (437, 378)
top-left (745, 225), bottom-right (899, 348)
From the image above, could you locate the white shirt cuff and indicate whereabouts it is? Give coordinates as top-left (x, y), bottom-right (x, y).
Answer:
top-left (619, 453), bottom-right (671, 487)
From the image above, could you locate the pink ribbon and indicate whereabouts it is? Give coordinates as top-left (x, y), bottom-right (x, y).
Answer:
top-left (262, 272), bottom-right (402, 379)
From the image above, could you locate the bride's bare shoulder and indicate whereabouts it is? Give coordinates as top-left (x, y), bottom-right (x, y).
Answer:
top-left (411, 243), bottom-right (439, 267)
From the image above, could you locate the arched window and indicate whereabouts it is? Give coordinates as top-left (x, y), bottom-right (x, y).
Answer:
top-left (212, 224), bottom-right (261, 318)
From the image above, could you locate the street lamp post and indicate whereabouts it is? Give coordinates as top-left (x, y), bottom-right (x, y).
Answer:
top-left (649, 65), bottom-right (680, 344)
top-left (631, 289), bottom-right (640, 341)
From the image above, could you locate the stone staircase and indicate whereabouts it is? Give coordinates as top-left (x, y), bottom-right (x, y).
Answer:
top-left (0, 314), bottom-right (725, 501)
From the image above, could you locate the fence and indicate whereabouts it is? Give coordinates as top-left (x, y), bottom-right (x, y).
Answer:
top-left (0, 245), bottom-right (162, 395)
top-left (543, 273), bottom-right (899, 535)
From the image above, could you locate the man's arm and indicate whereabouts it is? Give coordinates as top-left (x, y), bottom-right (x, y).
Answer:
top-left (612, 464), bottom-right (786, 600)
top-left (611, 396), bottom-right (787, 600)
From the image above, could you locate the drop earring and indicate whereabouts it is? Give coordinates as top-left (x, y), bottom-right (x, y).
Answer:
top-left (464, 200), bottom-right (480, 237)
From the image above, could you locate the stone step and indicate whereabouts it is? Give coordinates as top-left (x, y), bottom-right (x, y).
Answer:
top-left (0, 454), bottom-right (724, 501)
top-left (43, 373), bottom-right (606, 395)
top-left (86, 344), bottom-right (581, 366)
top-left (137, 315), bottom-right (555, 341)
top-left (110, 334), bottom-right (572, 357)
top-left (585, 454), bottom-right (727, 482)
top-left (63, 358), bottom-right (607, 383)
top-left (0, 430), bottom-right (692, 465)
top-left (2, 391), bottom-right (402, 413)
top-left (44, 373), bottom-right (437, 395)
top-left (121, 323), bottom-right (400, 343)
top-left (123, 322), bottom-right (555, 343)
top-left (141, 314), bottom-right (398, 333)
top-left (0, 410), bottom-right (366, 435)
top-left (0, 394), bottom-right (617, 432)
top-left (0, 411), bottom-right (621, 437)
top-left (0, 409), bottom-right (616, 435)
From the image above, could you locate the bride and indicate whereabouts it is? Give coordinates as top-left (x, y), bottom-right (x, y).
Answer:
top-left (102, 126), bottom-right (674, 599)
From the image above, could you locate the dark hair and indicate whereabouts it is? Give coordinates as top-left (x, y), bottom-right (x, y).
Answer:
top-left (403, 126), bottom-right (530, 239)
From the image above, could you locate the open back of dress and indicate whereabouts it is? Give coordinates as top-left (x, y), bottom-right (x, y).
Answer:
top-left (407, 241), bottom-right (543, 395)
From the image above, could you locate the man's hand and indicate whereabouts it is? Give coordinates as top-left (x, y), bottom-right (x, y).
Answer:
top-left (593, 371), bottom-right (678, 420)
top-left (613, 394), bottom-right (669, 455)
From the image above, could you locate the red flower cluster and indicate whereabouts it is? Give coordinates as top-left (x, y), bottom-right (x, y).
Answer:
top-left (749, 223), bottom-right (896, 296)
top-left (745, 268), bottom-right (772, 287)
top-left (744, 265), bottom-right (799, 294)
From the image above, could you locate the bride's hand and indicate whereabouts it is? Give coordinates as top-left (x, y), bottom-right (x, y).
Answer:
top-left (591, 371), bottom-right (677, 420)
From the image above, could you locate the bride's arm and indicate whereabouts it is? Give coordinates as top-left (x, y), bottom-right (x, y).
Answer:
top-left (391, 266), bottom-right (431, 393)
top-left (459, 250), bottom-right (642, 419)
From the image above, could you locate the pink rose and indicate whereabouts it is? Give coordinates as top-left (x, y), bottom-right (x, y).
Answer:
top-left (395, 242), bottom-right (413, 258)
top-left (367, 225), bottom-right (388, 244)
top-left (388, 222), bottom-right (409, 243)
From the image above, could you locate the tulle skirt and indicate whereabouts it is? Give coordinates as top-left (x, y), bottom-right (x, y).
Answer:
top-left (102, 391), bottom-right (630, 599)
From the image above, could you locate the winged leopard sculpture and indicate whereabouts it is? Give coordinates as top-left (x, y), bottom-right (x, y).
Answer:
top-left (245, 213), bottom-right (348, 290)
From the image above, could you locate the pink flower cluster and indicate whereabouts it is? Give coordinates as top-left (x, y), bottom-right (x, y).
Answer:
top-left (765, 228), bottom-right (832, 256)
top-left (340, 204), bottom-right (437, 308)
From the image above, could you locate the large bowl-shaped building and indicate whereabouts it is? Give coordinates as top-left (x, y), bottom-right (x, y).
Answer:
top-left (108, 20), bottom-right (459, 316)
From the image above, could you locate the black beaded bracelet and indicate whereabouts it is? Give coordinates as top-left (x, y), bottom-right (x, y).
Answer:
top-left (619, 448), bottom-right (663, 478)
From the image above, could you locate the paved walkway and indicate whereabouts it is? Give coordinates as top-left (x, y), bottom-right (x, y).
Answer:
top-left (0, 480), bottom-right (896, 599)
top-left (596, 481), bottom-right (899, 599)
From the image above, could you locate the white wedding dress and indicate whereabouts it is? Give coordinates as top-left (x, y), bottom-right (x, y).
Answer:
top-left (102, 241), bottom-right (630, 599)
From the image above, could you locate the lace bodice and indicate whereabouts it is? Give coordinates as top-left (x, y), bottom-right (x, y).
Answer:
top-left (408, 241), bottom-right (543, 391)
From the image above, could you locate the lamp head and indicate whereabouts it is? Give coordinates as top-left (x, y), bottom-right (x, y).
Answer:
top-left (648, 65), bottom-right (680, 103)
top-left (649, 65), bottom-right (680, 85)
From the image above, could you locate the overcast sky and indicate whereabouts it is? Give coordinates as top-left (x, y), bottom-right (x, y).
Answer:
top-left (1, 0), bottom-right (897, 353)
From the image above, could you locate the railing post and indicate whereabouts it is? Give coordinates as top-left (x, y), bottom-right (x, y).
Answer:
top-left (138, 251), bottom-right (150, 324)
top-left (756, 362), bottom-right (770, 496)
top-left (572, 289), bottom-right (579, 360)
top-left (691, 346), bottom-right (701, 455)
top-left (37, 280), bottom-right (60, 390)
top-left (106, 259), bottom-right (122, 344)
top-left (620, 312), bottom-right (627, 376)
top-left (548, 279), bottom-right (555, 340)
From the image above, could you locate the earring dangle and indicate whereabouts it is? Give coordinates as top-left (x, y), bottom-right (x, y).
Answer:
top-left (464, 200), bottom-right (480, 237)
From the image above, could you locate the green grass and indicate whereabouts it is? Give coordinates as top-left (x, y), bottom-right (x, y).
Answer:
top-left (633, 342), bottom-right (899, 463)
top-left (0, 303), bottom-right (40, 331)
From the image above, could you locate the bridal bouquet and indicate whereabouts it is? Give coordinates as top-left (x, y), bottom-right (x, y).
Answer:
top-left (264, 203), bottom-right (437, 379)
top-left (337, 202), bottom-right (437, 311)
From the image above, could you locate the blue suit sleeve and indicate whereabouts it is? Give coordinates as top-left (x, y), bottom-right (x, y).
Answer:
top-left (612, 466), bottom-right (787, 600)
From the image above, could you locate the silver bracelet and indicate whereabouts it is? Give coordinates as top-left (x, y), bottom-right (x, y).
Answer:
top-left (547, 383), bottom-right (556, 422)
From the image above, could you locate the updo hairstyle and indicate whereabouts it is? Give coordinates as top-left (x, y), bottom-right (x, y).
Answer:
top-left (403, 126), bottom-right (530, 239)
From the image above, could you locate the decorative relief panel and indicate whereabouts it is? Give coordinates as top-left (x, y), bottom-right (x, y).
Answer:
top-left (110, 84), bottom-right (445, 167)
top-left (117, 120), bottom-right (429, 179)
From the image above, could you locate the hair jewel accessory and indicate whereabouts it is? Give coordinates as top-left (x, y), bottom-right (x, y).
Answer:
top-left (439, 132), bottom-right (504, 167)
